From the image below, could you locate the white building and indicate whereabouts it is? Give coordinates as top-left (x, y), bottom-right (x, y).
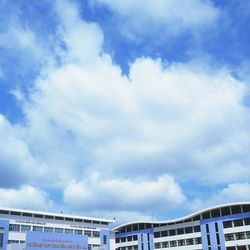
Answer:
top-left (0, 207), bottom-right (115, 250)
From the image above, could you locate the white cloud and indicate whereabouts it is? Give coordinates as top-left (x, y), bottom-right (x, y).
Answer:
top-left (0, 185), bottom-right (54, 210)
top-left (189, 183), bottom-right (250, 211)
top-left (92, 0), bottom-right (220, 39)
top-left (64, 175), bottom-right (185, 213)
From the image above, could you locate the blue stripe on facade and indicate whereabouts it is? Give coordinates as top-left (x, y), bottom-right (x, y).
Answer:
top-left (208, 222), bottom-right (218, 250)
top-left (201, 223), bottom-right (209, 250)
top-left (100, 229), bottom-right (110, 250)
top-left (218, 221), bottom-right (225, 250)
top-left (0, 219), bottom-right (9, 250)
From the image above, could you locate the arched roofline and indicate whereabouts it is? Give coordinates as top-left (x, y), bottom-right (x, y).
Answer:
top-left (113, 201), bottom-right (250, 230)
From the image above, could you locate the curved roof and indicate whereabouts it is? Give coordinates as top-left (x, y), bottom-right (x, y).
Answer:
top-left (114, 201), bottom-right (250, 230)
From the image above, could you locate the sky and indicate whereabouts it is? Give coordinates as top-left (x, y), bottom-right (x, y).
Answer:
top-left (0, 0), bottom-right (250, 224)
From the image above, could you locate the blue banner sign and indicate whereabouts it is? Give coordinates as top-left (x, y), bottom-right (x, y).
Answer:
top-left (26, 232), bottom-right (88, 250)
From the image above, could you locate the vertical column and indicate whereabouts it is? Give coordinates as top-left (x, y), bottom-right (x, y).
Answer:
top-left (208, 223), bottom-right (218, 250)
top-left (217, 221), bottom-right (226, 250)
top-left (201, 223), bottom-right (209, 250)
top-left (0, 219), bottom-right (9, 250)
top-left (100, 229), bottom-right (110, 250)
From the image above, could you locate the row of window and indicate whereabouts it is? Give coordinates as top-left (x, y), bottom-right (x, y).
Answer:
top-left (116, 246), bottom-right (138, 250)
top-left (223, 218), bottom-right (250, 228)
top-left (154, 225), bottom-right (201, 238)
top-left (118, 205), bottom-right (250, 233)
top-left (8, 224), bottom-right (100, 237)
top-left (0, 210), bottom-right (109, 226)
top-left (116, 235), bottom-right (138, 243)
top-left (0, 233), bottom-right (3, 248)
top-left (154, 237), bottom-right (202, 248)
top-left (226, 246), bottom-right (250, 250)
top-left (225, 231), bottom-right (250, 241)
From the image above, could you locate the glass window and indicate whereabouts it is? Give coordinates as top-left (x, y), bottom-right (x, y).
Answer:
top-left (44, 227), bottom-right (53, 233)
top-left (177, 228), bottom-right (184, 235)
top-left (246, 231), bottom-right (250, 239)
top-left (177, 240), bottom-right (185, 246)
top-left (92, 231), bottom-right (100, 238)
top-left (9, 224), bottom-right (20, 232)
top-left (244, 218), bottom-right (250, 225)
top-left (84, 230), bottom-right (91, 237)
top-left (21, 225), bottom-right (31, 232)
top-left (154, 243), bottom-right (161, 249)
top-left (103, 235), bottom-right (107, 245)
top-left (235, 232), bottom-right (246, 240)
top-left (194, 225), bottom-right (201, 232)
top-left (65, 228), bottom-right (73, 234)
top-left (133, 235), bottom-right (138, 241)
top-left (186, 239), bottom-right (194, 245)
top-left (121, 237), bottom-right (126, 243)
top-left (74, 229), bottom-right (82, 235)
top-left (44, 215), bottom-right (54, 219)
top-left (127, 236), bottom-right (132, 242)
top-left (54, 228), bottom-right (63, 233)
top-left (154, 232), bottom-right (161, 238)
top-left (161, 230), bottom-right (168, 237)
top-left (242, 205), bottom-right (250, 212)
top-left (225, 234), bottom-right (234, 241)
top-left (55, 216), bottom-right (64, 220)
top-left (169, 241), bottom-right (177, 247)
top-left (223, 221), bottom-right (233, 228)
top-left (202, 212), bottom-right (210, 219)
top-left (194, 237), bottom-right (202, 244)
top-left (221, 207), bottom-right (231, 216)
top-left (33, 226), bottom-right (43, 232)
top-left (65, 217), bottom-right (74, 221)
top-left (211, 209), bottom-right (220, 218)
top-left (231, 206), bottom-right (241, 214)
top-left (185, 227), bottom-right (193, 234)
top-left (234, 219), bottom-right (243, 227)
top-left (34, 214), bottom-right (43, 218)
top-left (22, 213), bottom-right (32, 217)
top-left (10, 211), bottom-right (21, 216)
top-left (162, 241), bottom-right (169, 248)
top-left (169, 229), bottom-right (176, 236)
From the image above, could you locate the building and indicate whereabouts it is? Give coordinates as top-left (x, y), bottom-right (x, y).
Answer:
top-left (114, 202), bottom-right (250, 250)
top-left (0, 207), bottom-right (115, 250)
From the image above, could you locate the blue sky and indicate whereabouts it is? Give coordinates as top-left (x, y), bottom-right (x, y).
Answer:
top-left (0, 0), bottom-right (250, 223)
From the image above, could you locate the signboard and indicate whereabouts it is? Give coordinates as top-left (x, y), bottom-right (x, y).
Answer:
top-left (25, 232), bottom-right (88, 250)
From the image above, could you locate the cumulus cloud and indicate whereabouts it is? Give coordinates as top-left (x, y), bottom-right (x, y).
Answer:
top-left (189, 183), bottom-right (250, 211)
top-left (64, 175), bottom-right (185, 213)
top-left (0, 0), bottom-right (249, 220)
top-left (92, 0), bottom-right (220, 39)
top-left (0, 185), bottom-right (54, 210)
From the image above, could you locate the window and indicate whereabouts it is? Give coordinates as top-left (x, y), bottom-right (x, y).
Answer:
top-left (186, 239), bottom-right (194, 245)
top-left (235, 232), bottom-right (246, 240)
top-left (154, 232), bottom-right (161, 238)
top-left (74, 229), bottom-right (82, 235)
top-left (115, 238), bottom-right (120, 243)
top-left (221, 207), bottom-right (231, 216)
top-left (9, 224), bottom-right (20, 232)
top-left (133, 235), bottom-right (138, 241)
top-left (103, 235), bottom-right (107, 245)
top-left (161, 230), bottom-right (168, 237)
top-left (33, 226), bottom-right (43, 232)
top-left (0, 210), bottom-right (9, 214)
top-left (194, 237), bottom-right (202, 244)
top-left (65, 217), bottom-right (74, 221)
top-left (154, 243), bottom-right (161, 249)
top-left (169, 229), bottom-right (176, 236)
top-left (194, 225), bottom-right (201, 232)
top-left (234, 219), bottom-right (243, 227)
top-left (185, 227), bottom-right (193, 234)
top-left (242, 205), bottom-right (250, 212)
top-left (225, 234), bottom-right (234, 241)
top-left (83, 219), bottom-right (90, 223)
top-left (169, 241), bottom-right (177, 247)
top-left (202, 212), bottom-right (210, 219)
top-left (34, 214), bottom-right (43, 218)
top-left (177, 228), bottom-right (184, 235)
top-left (22, 213), bottom-right (32, 217)
top-left (162, 241), bottom-right (168, 248)
top-left (55, 228), bottom-right (63, 233)
top-left (44, 215), bottom-right (54, 219)
top-left (55, 216), bottom-right (64, 220)
top-left (21, 225), bottom-right (31, 232)
top-left (84, 230), bottom-right (91, 237)
top-left (92, 231), bottom-right (100, 238)
top-left (211, 209), bottom-right (220, 218)
top-left (177, 240), bottom-right (185, 246)
top-left (44, 227), bottom-right (53, 233)
top-left (10, 211), bottom-right (21, 216)
top-left (127, 236), bottom-right (132, 242)
top-left (223, 221), bottom-right (232, 228)
top-left (244, 218), bottom-right (250, 225)
top-left (246, 231), bottom-right (250, 239)
top-left (65, 229), bottom-right (73, 234)
top-left (231, 205), bottom-right (241, 214)
top-left (101, 221), bottom-right (109, 225)
top-left (121, 237), bottom-right (126, 243)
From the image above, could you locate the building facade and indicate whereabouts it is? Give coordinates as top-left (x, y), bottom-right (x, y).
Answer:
top-left (114, 202), bottom-right (250, 250)
top-left (0, 207), bottom-right (115, 250)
